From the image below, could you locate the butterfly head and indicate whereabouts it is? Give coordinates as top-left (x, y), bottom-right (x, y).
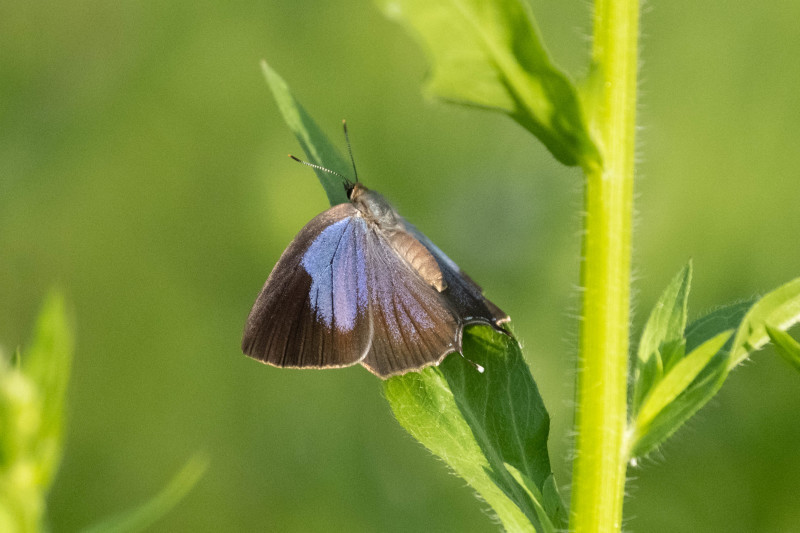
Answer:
top-left (346, 181), bottom-right (367, 201)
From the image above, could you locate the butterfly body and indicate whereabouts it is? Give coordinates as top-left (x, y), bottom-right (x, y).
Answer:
top-left (242, 182), bottom-right (508, 378)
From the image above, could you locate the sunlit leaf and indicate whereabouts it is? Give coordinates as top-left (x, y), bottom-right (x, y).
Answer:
top-left (632, 351), bottom-right (662, 418)
top-left (0, 291), bottom-right (73, 532)
top-left (632, 263), bottom-right (692, 415)
top-left (385, 327), bottom-right (556, 532)
top-left (630, 277), bottom-right (800, 458)
top-left (379, 0), bottom-right (599, 169)
top-left (505, 464), bottom-right (557, 533)
top-left (629, 331), bottom-right (732, 458)
top-left (20, 291), bottom-right (74, 488)
top-left (261, 61), bottom-right (352, 206)
top-left (730, 277), bottom-right (800, 368)
top-left (633, 331), bottom-right (730, 441)
top-left (765, 325), bottom-right (800, 372)
top-left (636, 262), bottom-right (692, 365)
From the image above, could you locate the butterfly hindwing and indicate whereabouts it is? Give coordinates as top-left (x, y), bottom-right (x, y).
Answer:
top-left (402, 220), bottom-right (509, 328)
top-left (242, 203), bottom-right (373, 369)
top-left (360, 227), bottom-right (461, 377)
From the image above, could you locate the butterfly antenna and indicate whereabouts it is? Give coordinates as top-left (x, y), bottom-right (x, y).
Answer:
top-left (288, 155), bottom-right (349, 182)
top-left (342, 119), bottom-right (359, 183)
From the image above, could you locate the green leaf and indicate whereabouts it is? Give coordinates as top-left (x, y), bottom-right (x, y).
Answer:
top-left (629, 278), bottom-right (800, 458)
top-left (730, 277), bottom-right (800, 368)
top-left (384, 326), bottom-right (557, 532)
top-left (540, 473), bottom-right (568, 531)
top-left (765, 325), bottom-right (800, 372)
top-left (20, 291), bottom-right (74, 487)
top-left (636, 262), bottom-right (692, 364)
top-left (632, 263), bottom-right (692, 415)
top-left (81, 454), bottom-right (208, 533)
top-left (685, 300), bottom-right (755, 353)
top-left (261, 61), bottom-right (351, 206)
top-left (0, 291), bottom-right (74, 532)
top-left (379, 0), bottom-right (599, 169)
top-left (631, 351), bottom-right (662, 419)
top-left (504, 465), bottom-right (557, 533)
top-left (629, 331), bottom-right (732, 458)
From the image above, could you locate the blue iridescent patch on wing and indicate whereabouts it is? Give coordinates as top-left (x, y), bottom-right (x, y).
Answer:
top-left (301, 217), bottom-right (368, 331)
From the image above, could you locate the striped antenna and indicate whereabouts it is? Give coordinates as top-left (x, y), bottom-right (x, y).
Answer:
top-left (287, 155), bottom-right (351, 185)
top-left (342, 119), bottom-right (359, 183)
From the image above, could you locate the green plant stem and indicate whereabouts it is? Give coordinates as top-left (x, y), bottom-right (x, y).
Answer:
top-left (570, 0), bottom-right (639, 531)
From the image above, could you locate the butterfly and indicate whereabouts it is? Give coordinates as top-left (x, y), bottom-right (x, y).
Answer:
top-left (242, 124), bottom-right (509, 378)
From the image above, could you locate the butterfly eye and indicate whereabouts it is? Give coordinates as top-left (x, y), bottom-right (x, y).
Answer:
top-left (345, 183), bottom-right (355, 199)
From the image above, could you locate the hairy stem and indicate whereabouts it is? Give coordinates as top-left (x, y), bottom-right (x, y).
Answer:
top-left (569, 0), bottom-right (639, 531)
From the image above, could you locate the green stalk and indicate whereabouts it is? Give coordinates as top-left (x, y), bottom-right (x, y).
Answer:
top-left (569, 0), bottom-right (639, 531)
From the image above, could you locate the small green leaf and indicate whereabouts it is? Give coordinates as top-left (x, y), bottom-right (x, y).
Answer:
top-left (630, 278), bottom-right (800, 457)
top-left (261, 61), bottom-right (351, 206)
top-left (765, 325), bottom-right (800, 372)
top-left (81, 454), bottom-right (208, 533)
top-left (504, 464), bottom-right (557, 533)
top-left (379, 0), bottom-right (599, 169)
top-left (659, 338), bottom-right (687, 375)
top-left (730, 277), bottom-right (800, 368)
top-left (685, 300), bottom-right (755, 353)
top-left (504, 470), bottom-right (567, 532)
top-left (540, 474), bottom-right (568, 531)
top-left (384, 327), bottom-right (555, 533)
top-left (634, 331), bottom-right (731, 439)
top-left (629, 331), bottom-right (732, 458)
top-left (636, 262), bottom-right (692, 364)
top-left (631, 351), bottom-right (662, 418)
top-left (632, 263), bottom-right (692, 415)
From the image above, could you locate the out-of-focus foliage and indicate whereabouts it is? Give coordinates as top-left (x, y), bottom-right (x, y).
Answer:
top-left (1, 1), bottom-right (799, 531)
top-left (0, 294), bottom-right (205, 533)
top-left (81, 454), bottom-right (208, 533)
top-left (0, 293), bottom-right (72, 532)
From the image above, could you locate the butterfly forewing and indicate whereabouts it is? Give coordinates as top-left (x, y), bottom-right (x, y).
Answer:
top-left (242, 203), bottom-right (373, 369)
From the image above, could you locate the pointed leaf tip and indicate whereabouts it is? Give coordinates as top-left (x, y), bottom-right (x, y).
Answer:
top-left (730, 277), bottom-right (800, 368)
top-left (632, 262), bottom-right (693, 416)
top-left (261, 63), bottom-right (351, 206)
top-left (765, 325), bottom-right (800, 372)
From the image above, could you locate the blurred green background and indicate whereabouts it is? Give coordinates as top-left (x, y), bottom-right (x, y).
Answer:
top-left (2, 1), bottom-right (799, 531)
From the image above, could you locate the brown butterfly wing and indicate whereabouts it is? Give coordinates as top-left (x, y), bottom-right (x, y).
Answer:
top-left (359, 226), bottom-right (462, 377)
top-left (242, 203), bottom-right (373, 370)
